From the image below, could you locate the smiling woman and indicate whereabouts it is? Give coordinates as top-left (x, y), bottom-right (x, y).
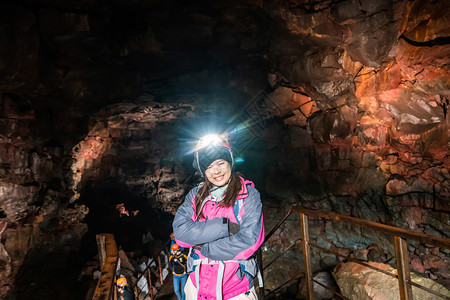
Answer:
top-left (205, 159), bottom-right (231, 186)
top-left (173, 134), bottom-right (265, 300)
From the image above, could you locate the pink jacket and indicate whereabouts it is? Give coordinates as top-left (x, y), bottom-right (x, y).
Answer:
top-left (173, 177), bottom-right (264, 300)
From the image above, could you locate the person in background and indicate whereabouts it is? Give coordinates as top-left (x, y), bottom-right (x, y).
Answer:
top-left (169, 243), bottom-right (188, 300)
top-left (173, 134), bottom-right (264, 300)
top-left (116, 276), bottom-right (135, 300)
top-left (170, 232), bottom-right (184, 251)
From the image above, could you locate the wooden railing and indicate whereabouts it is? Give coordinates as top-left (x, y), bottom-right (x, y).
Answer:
top-left (92, 233), bottom-right (119, 300)
top-left (261, 206), bottom-right (450, 300)
top-left (92, 233), bottom-right (172, 300)
top-left (132, 239), bottom-right (171, 299)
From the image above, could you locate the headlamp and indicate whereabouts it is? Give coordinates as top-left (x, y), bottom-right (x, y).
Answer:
top-left (195, 134), bottom-right (228, 151)
top-left (193, 133), bottom-right (234, 177)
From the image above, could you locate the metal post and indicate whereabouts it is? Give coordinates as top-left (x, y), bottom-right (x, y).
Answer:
top-left (300, 213), bottom-right (314, 300)
top-left (158, 255), bottom-right (164, 285)
top-left (148, 267), bottom-right (154, 300)
top-left (134, 286), bottom-right (139, 300)
top-left (257, 248), bottom-right (264, 299)
top-left (395, 236), bottom-right (413, 300)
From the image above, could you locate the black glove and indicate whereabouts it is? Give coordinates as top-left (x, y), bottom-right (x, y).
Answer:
top-left (228, 221), bottom-right (241, 236)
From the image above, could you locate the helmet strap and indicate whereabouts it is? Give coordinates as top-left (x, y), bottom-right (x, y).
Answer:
top-left (196, 153), bottom-right (204, 177)
top-left (227, 148), bottom-right (234, 170)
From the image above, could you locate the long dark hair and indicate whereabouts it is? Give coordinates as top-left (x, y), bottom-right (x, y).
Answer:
top-left (195, 172), bottom-right (242, 220)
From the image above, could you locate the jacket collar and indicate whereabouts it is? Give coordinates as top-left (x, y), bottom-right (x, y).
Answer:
top-left (236, 176), bottom-right (254, 199)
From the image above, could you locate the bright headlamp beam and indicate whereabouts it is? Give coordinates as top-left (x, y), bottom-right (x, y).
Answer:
top-left (196, 134), bottom-right (223, 150)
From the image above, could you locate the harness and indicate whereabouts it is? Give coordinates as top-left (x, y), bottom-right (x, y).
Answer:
top-left (188, 255), bottom-right (264, 300)
top-left (233, 197), bottom-right (244, 225)
top-left (188, 182), bottom-right (263, 300)
top-left (170, 253), bottom-right (187, 275)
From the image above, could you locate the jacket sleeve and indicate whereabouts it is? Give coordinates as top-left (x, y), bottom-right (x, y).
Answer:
top-left (173, 186), bottom-right (230, 248)
top-left (200, 186), bottom-right (264, 261)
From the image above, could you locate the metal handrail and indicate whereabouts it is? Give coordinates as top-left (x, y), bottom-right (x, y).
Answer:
top-left (92, 234), bottom-right (172, 300)
top-left (261, 206), bottom-right (450, 300)
top-left (133, 238), bottom-right (172, 299)
top-left (290, 207), bottom-right (449, 248)
top-left (263, 238), bottom-right (301, 271)
top-left (265, 272), bottom-right (304, 297)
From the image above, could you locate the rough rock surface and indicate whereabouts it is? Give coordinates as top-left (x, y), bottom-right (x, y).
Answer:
top-left (71, 96), bottom-right (196, 213)
top-left (333, 261), bottom-right (450, 300)
top-left (261, 0), bottom-right (449, 290)
top-left (297, 271), bottom-right (336, 299)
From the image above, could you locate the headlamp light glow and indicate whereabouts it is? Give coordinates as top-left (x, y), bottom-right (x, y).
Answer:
top-left (193, 133), bottom-right (234, 177)
top-left (195, 134), bottom-right (226, 151)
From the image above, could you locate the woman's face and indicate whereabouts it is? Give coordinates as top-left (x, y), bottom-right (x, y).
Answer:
top-left (205, 159), bottom-right (231, 186)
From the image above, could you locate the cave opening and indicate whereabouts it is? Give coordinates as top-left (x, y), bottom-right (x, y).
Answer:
top-left (78, 179), bottom-right (174, 257)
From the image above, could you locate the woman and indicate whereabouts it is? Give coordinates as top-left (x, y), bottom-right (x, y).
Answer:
top-left (173, 134), bottom-right (264, 300)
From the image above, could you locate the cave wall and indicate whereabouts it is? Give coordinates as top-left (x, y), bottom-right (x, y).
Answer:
top-left (261, 0), bottom-right (449, 290)
top-left (0, 0), bottom-right (448, 297)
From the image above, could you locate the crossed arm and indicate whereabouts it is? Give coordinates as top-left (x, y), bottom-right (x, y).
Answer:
top-left (173, 186), bottom-right (264, 261)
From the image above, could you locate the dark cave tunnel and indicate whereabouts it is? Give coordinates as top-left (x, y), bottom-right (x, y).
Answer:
top-left (79, 179), bottom-right (173, 255)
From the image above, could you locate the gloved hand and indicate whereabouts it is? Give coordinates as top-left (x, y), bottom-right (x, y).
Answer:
top-left (194, 244), bottom-right (203, 250)
top-left (228, 221), bottom-right (240, 236)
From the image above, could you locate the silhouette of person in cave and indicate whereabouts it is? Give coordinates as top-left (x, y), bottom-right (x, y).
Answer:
top-left (173, 134), bottom-right (264, 300)
top-left (169, 243), bottom-right (188, 300)
top-left (170, 232), bottom-right (184, 251)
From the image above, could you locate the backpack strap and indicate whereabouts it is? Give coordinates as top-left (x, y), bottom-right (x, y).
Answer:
top-left (233, 198), bottom-right (244, 225)
top-left (233, 181), bottom-right (253, 225)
